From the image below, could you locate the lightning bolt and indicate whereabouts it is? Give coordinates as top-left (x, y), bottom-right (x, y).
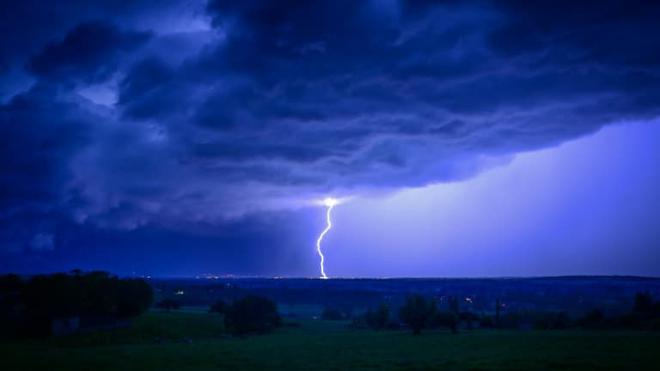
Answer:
top-left (316, 197), bottom-right (338, 279)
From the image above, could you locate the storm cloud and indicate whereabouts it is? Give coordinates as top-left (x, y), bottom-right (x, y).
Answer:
top-left (1, 0), bottom-right (660, 268)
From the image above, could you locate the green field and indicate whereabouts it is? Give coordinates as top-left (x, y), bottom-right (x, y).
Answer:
top-left (1, 311), bottom-right (659, 370)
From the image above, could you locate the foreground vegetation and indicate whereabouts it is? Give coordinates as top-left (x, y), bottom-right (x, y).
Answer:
top-left (1, 311), bottom-right (659, 371)
top-left (1, 272), bottom-right (153, 336)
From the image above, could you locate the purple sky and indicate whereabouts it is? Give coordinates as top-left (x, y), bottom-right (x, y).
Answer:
top-left (1, 1), bottom-right (660, 277)
top-left (327, 120), bottom-right (660, 277)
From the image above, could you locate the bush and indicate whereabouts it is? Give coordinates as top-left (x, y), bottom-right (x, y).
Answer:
top-left (399, 295), bottom-right (437, 335)
top-left (224, 296), bottom-right (280, 336)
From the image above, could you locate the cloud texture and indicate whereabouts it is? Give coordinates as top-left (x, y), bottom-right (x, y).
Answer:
top-left (1, 0), bottom-right (659, 262)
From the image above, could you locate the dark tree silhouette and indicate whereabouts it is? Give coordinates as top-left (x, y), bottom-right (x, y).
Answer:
top-left (0, 274), bottom-right (21, 293)
top-left (399, 295), bottom-right (437, 335)
top-left (634, 292), bottom-right (654, 317)
top-left (0, 274), bottom-right (22, 332)
top-left (224, 295), bottom-right (280, 336)
top-left (4, 271), bottom-right (152, 336)
top-left (116, 279), bottom-right (153, 318)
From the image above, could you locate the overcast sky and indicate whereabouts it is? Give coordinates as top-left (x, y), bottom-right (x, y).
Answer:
top-left (1, 0), bottom-right (659, 277)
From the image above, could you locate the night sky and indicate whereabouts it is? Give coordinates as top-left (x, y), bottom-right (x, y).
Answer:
top-left (1, 0), bottom-right (659, 277)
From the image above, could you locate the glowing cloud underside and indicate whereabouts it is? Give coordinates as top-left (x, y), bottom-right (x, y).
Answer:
top-left (316, 198), bottom-right (338, 279)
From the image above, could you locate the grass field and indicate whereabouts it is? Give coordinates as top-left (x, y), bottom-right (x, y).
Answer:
top-left (1, 311), bottom-right (659, 370)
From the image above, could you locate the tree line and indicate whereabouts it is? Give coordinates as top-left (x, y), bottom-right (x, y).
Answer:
top-left (329, 292), bottom-right (660, 335)
top-left (0, 271), bottom-right (153, 336)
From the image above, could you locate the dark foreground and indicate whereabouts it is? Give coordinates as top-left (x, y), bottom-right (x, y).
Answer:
top-left (2, 311), bottom-right (659, 371)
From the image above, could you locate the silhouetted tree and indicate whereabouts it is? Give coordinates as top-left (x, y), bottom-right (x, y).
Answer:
top-left (0, 274), bottom-right (23, 335)
top-left (22, 273), bottom-right (83, 321)
top-left (79, 271), bottom-right (120, 317)
top-left (399, 295), bottom-right (437, 335)
top-left (634, 292), bottom-right (654, 317)
top-left (224, 296), bottom-right (280, 335)
top-left (156, 298), bottom-right (181, 312)
top-left (0, 274), bottom-right (21, 293)
top-left (13, 271), bottom-right (152, 336)
top-left (0, 274), bottom-right (22, 312)
top-left (116, 279), bottom-right (153, 318)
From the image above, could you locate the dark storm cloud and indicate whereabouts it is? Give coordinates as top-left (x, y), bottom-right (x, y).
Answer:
top-left (0, 83), bottom-right (97, 252)
top-left (125, 0), bottom-right (659, 192)
top-left (1, 0), bottom-right (660, 260)
top-left (0, 85), bottom-right (91, 212)
top-left (0, 0), bottom-right (201, 70)
top-left (28, 22), bottom-right (151, 84)
top-left (489, 0), bottom-right (660, 67)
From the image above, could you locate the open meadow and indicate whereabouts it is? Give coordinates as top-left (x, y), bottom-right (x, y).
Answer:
top-left (2, 311), bottom-right (659, 371)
